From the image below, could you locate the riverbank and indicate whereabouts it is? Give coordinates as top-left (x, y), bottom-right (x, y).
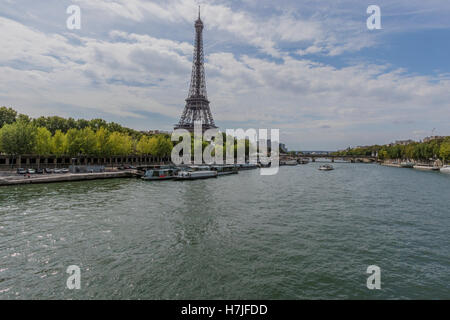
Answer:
top-left (0, 171), bottom-right (134, 186)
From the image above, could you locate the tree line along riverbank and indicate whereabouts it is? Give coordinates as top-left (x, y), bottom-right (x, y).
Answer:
top-left (332, 137), bottom-right (450, 163)
top-left (0, 107), bottom-right (253, 162)
top-left (0, 106), bottom-right (173, 158)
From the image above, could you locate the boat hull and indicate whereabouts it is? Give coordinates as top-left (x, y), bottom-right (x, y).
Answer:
top-left (239, 165), bottom-right (258, 170)
top-left (440, 167), bottom-right (450, 174)
top-left (141, 176), bottom-right (175, 181)
top-left (319, 165), bottom-right (334, 171)
top-left (400, 162), bottom-right (414, 168)
top-left (175, 171), bottom-right (218, 180)
top-left (217, 171), bottom-right (238, 176)
top-left (413, 165), bottom-right (439, 171)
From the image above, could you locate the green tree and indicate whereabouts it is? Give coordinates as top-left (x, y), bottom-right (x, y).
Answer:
top-left (66, 128), bottom-right (83, 156)
top-left (89, 118), bottom-right (108, 131)
top-left (76, 119), bottom-right (90, 130)
top-left (51, 130), bottom-right (67, 156)
top-left (0, 106), bottom-right (17, 128)
top-left (42, 116), bottom-right (71, 134)
top-left (34, 127), bottom-right (52, 155)
top-left (156, 136), bottom-right (173, 158)
top-left (378, 149), bottom-right (388, 160)
top-left (404, 143), bottom-right (416, 159)
top-left (0, 121), bottom-right (36, 154)
top-left (106, 122), bottom-right (124, 133)
top-left (108, 132), bottom-right (133, 155)
top-left (95, 127), bottom-right (110, 156)
top-left (80, 127), bottom-right (96, 155)
top-left (440, 141), bottom-right (450, 162)
top-left (148, 135), bottom-right (173, 158)
top-left (136, 136), bottom-right (153, 155)
top-left (17, 114), bottom-right (31, 123)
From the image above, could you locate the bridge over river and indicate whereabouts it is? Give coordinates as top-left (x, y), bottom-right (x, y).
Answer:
top-left (283, 154), bottom-right (378, 163)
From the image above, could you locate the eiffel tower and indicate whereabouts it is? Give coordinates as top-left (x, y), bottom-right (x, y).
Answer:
top-left (174, 7), bottom-right (217, 132)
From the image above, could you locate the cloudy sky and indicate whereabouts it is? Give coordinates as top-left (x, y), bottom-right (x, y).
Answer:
top-left (1, 0), bottom-right (449, 150)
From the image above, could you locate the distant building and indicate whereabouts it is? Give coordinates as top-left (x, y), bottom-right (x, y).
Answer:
top-left (423, 136), bottom-right (444, 143)
top-left (393, 139), bottom-right (415, 146)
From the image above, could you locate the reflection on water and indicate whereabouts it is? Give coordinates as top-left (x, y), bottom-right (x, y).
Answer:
top-left (0, 164), bottom-right (449, 299)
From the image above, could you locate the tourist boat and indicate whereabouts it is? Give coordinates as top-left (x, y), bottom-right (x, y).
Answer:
top-left (413, 165), bottom-right (439, 171)
top-left (298, 159), bottom-right (309, 164)
top-left (319, 164), bottom-right (334, 171)
top-left (142, 168), bottom-right (177, 181)
top-left (280, 160), bottom-right (298, 166)
top-left (211, 165), bottom-right (238, 176)
top-left (175, 170), bottom-right (218, 180)
top-left (440, 165), bottom-right (450, 174)
top-left (400, 162), bottom-right (415, 168)
top-left (239, 163), bottom-right (259, 170)
top-left (175, 166), bottom-right (218, 180)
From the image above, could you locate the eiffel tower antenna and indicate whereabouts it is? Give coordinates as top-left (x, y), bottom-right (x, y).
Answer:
top-left (174, 6), bottom-right (217, 132)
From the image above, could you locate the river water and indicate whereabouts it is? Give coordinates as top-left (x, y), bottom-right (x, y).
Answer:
top-left (0, 163), bottom-right (449, 299)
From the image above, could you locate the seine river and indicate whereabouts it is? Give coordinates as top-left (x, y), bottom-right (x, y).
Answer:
top-left (0, 163), bottom-right (449, 299)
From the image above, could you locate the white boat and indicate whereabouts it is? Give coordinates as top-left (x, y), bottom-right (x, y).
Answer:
top-left (413, 165), bottom-right (439, 171)
top-left (175, 165), bottom-right (218, 180)
top-left (211, 165), bottom-right (238, 176)
top-left (142, 168), bottom-right (177, 181)
top-left (319, 164), bottom-right (334, 171)
top-left (298, 159), bottom-right (309, 164)
top-left (400, 162), bottom-right (415, 168)
top-left (440, 165), bottom-right (450, 174)
top-left (176, 170), bottom-right (218, 180)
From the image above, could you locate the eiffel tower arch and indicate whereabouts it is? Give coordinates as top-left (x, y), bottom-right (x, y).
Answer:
top-left (174, 7), bottom-right (217, 132)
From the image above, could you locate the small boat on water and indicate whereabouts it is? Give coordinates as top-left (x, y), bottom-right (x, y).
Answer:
top-left (400, 162), bottom-right (415, 168)
top-left (142, 168), bottom-right (178, 181)
top-left (440, 165), bottom-right (450, 174)
top-left (280, 160), bottom-right (298, 166)
top-left (176, 170), bottom-right (218, 180)
top-left (413, 165), bottom-right (440, 171)
top-left (319, 164), bottom-right (334, 171)
top-left (211, 165), bottom-right (238, 176)
top-left (298, 159), bottom-right (310, 164)
top-left (239, 163), bottom-right (259, 170)
top-left (175, 166), bottom-right (218, 180)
